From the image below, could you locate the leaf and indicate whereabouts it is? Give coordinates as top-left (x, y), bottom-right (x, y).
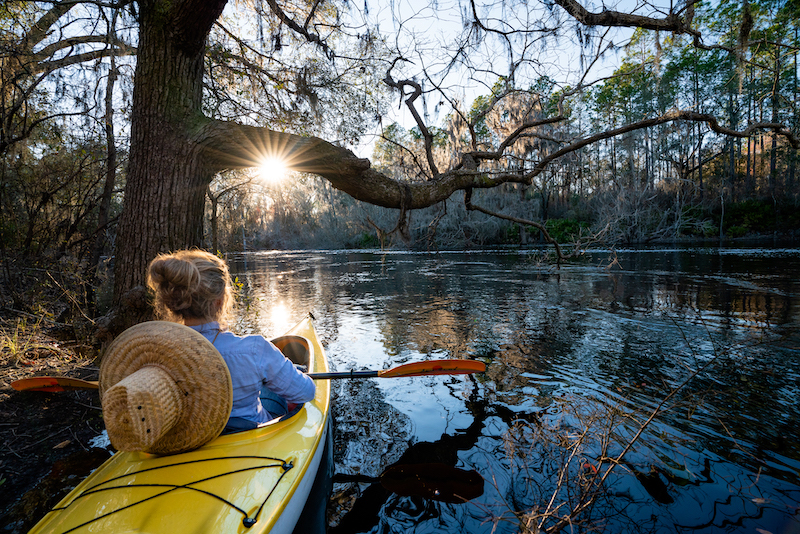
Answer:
top-left (53, 440), bottom-right (71, 449)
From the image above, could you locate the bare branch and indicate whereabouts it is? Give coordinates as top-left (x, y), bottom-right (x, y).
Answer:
top-left (264, 0), bottom-right (334, 59)
top-left (34, 35), bottom-right (135, 66)
top-left (23, 1), bottom-right (79, 50)
top-left (464, 188), bottom-right (565, 262)
top-left (527, 110), bottom-right (799, 182)
top-left (553, 0), bottom-right (697, 33)
top-left (384, 62), bottom-right (440, 178)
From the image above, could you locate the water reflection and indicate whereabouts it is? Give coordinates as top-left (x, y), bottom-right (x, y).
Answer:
top-left (228, 248), bottom-right (800, 534)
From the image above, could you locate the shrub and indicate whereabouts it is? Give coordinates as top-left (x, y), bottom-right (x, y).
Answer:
top-left (545, 218), bottom-right (589, 242)
top-left (726, 225), bottom-right (748, 238)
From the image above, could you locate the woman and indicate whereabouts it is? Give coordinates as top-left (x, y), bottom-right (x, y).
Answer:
top-left (146, 249), bottom-right (315, 430)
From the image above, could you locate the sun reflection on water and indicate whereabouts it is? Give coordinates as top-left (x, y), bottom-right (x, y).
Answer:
top-left (268, 302), bottom-right (291, 336)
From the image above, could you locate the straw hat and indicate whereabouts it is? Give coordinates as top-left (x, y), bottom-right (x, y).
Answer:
top-left (100, 321), bottom-right (233, 455)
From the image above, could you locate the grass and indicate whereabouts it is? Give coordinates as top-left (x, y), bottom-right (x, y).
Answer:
top-left (0, 319), bottom-right (37, 366)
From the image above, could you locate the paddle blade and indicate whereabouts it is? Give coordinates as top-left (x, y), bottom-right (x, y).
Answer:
top-left (377, 359), bottom-right (485, 378)
top-left (380, 463), bottom-right (484, 503)
top-left (11, 376), bottom-right (99, 392)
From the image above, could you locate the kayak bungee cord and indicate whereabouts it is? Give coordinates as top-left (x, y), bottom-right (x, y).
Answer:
top-left (244, 460), bottom-right (294, 528)
top-left (48, 455), bottom-right (294, 533)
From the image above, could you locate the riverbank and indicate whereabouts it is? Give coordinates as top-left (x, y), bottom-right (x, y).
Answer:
top-left (0, 318), bottom-right (108, 533)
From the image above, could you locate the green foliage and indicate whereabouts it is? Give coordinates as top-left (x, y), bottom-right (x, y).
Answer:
top-left (676, 206), bottom-right (716, 237)
top-left (0, 220), bottom-right (18, 249)
top-left (680, 218), bottom-right (718, 238)
top-left (502, 224), bottom-right (520, 244)
top-left (354, 232), bottom-right (381, 249)
top-left (724, 199), bottom-right (775, 234)
top-left (545, 218), bottom-right (589, 242)
top-left (469, 94), bottom-right (493, 144)
top-left (726, 225), bottom-right (749, 238)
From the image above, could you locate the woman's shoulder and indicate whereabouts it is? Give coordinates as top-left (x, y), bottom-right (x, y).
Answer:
top-left (217, 330), bottom-right (277, 352)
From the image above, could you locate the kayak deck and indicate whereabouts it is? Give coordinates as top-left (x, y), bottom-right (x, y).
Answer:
top-left (29, 317), bottom-right (330, 534)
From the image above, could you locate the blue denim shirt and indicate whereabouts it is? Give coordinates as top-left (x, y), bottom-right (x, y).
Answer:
top-left (189, 322), bottom-right (315, 423)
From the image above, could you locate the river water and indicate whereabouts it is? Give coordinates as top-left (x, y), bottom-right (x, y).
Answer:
top-left (226, 247), bottom-right (800, 534)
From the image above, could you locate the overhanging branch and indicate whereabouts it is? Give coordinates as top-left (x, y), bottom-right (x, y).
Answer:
top-left (465, 188), bottom-right (565, 262)
top-left (194, 120), bottom-right (527, 209)
top-left (526, 109), bottom-right (799, 182)
top-left (194, 109), bottom-right (797, 216)
top-left (553, 0), bottom-right (697, 33)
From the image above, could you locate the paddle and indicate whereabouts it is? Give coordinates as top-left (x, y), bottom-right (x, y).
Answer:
top-left (11, 376), bottom-right (99, 392)
top-left (11, 359), bottom-right (485, 392)
top-left (333, 462), bottom-right (484, 503)
top-left (307, 359), bottom-right (485, 380)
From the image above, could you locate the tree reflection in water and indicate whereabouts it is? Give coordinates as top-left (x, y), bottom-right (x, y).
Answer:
top-left (231, 248), bottom-right (800, 534)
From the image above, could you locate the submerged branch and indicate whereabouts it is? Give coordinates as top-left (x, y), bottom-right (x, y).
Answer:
top-left (541, 345), bottom-right (724, 534)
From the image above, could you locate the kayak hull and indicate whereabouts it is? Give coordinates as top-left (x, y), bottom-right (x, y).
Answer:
top-left (29, 317), bottom-right (331, 534)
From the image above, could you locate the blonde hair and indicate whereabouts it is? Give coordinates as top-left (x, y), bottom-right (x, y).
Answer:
top-left (146, 250), bottom-right (234, 326)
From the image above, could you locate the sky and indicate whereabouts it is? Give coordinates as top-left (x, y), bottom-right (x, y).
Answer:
top-left (348, 0), bottom-right (642, 156)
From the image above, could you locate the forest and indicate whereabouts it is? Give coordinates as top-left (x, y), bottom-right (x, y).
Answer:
top-left (0, 0), bottom-right (798, 323)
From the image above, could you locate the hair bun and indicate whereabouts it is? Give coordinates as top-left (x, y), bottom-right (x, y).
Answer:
top-left (149, 257), bottom-right (200, 312)
top-left (147, 250), bottom-right (234, 325)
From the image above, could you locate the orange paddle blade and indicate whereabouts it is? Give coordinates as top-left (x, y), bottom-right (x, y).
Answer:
top-left (377, 359), bottom-right (486, 378)
top-left (11, 376), bottom-right (99, 392)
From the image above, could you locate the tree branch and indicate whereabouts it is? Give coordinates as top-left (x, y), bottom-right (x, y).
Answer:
top-left (526, 109), bottom-right (799, 182)
top-left (34, 35), bottom-right (135, 64)
top-left (553, 0), bottom-right (696, 33)
top-left (171, 0), bottom-right (227, 55)
top-left (194, 107), bottom-right (798, 218)
top-left (264, 0), bottom-right (334, 59)
top-left (193, 120), bottom-right (524, 209)
top-left (24, 1), bottom-right (78, 50)
top-left (384, 63), bottom-right (440, 178)
top-left (464, 188), bottom-right (565, 262)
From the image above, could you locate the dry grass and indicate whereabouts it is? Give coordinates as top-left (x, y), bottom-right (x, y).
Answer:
top-left (0, 317), bottom-right (96, 389)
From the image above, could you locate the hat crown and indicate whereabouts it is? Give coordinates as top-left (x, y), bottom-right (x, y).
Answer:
top-left (100, 321), bottom-right (233, 455)
top-left (103, 365), bottom-right (183, 451)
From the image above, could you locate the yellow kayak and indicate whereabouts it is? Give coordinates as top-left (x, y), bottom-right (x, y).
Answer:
top-left (29, 316), bottom-right (331, 534)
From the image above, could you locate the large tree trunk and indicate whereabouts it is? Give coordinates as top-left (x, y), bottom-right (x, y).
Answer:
top-left (769, 40), bottom-right (781, 197)
top-left (107, 0), bottom-right (226, 333)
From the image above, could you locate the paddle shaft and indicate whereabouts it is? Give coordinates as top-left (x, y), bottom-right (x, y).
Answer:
top-left (13, 359), bottom-right (485, 391)
top-left (307, 370), bottom-right (380, 379)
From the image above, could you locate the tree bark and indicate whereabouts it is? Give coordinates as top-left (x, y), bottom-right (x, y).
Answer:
top-left (108, 0), bottom-right (226, 332)
top-left (193, 121), bottom-right (532, 209)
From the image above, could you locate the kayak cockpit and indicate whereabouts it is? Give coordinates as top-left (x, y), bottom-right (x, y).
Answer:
top-left (272, 335), bottom-right (311, 368)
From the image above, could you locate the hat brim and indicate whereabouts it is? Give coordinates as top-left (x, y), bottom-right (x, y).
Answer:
top-left (100, 321), bottom-right (233, 455)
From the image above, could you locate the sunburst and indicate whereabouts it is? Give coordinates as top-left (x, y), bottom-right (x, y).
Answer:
top-left (258, 157), bottom-right (288, 184)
